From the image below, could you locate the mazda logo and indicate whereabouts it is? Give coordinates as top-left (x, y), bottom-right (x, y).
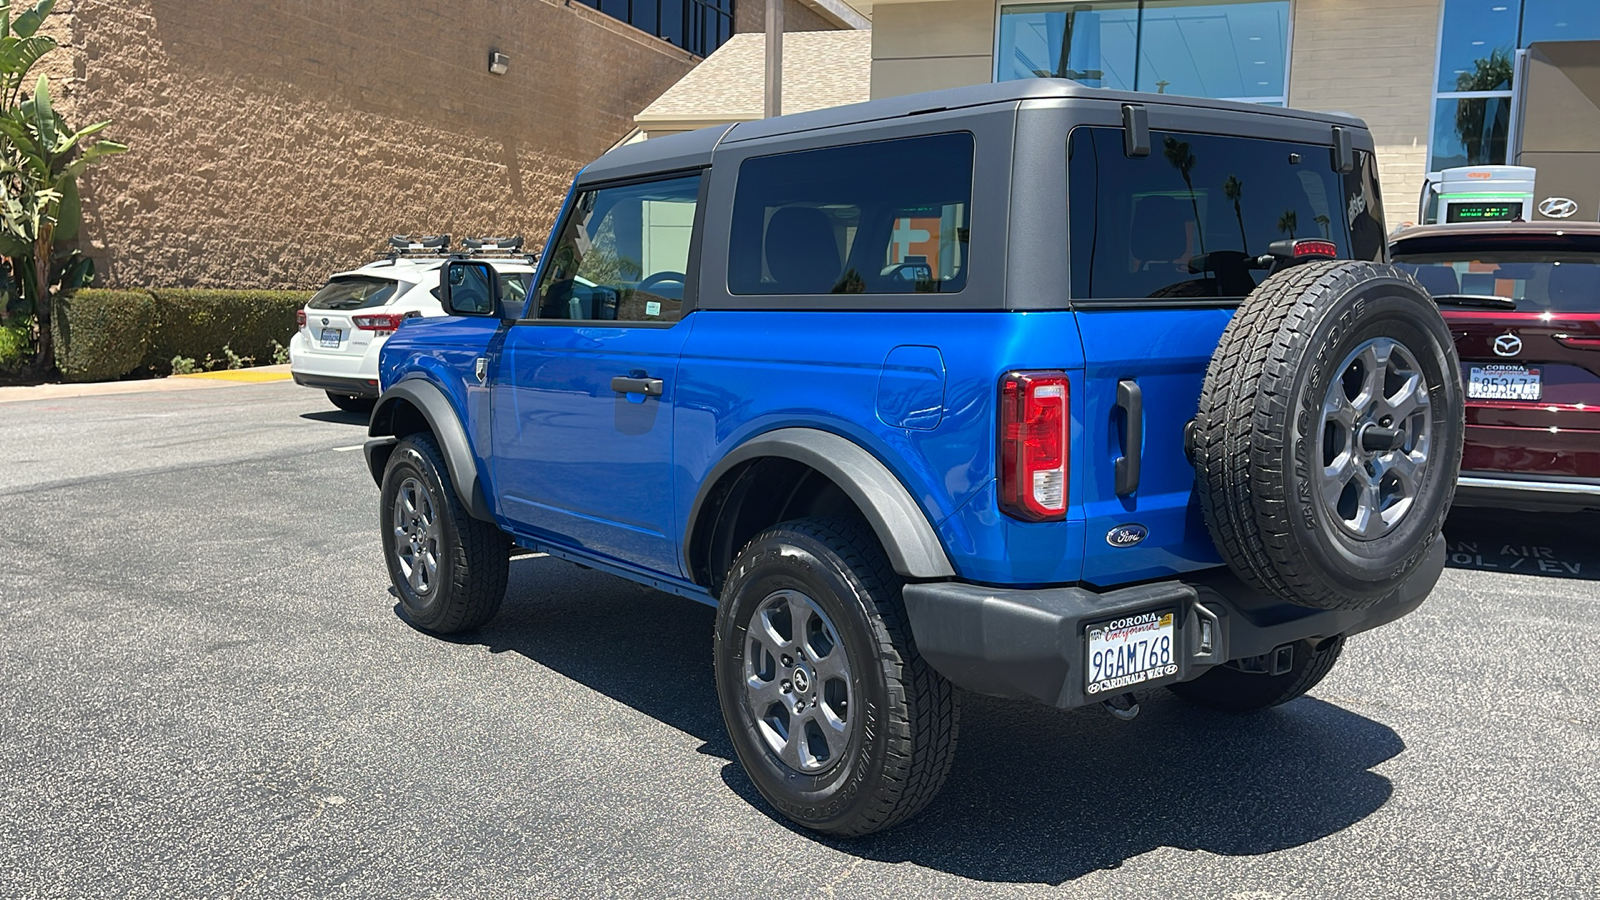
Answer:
top-left (1493, 333), bottom-right (1523, 357)
top-left (1538, 197), bottom-right (1578, 219)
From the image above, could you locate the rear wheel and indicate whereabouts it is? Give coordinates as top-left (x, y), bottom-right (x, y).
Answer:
top-left (714, 517), bottom-right (959, 836)
top-left (379, 433), bottom-right (509, 634)
top-left (327, 391), bottom-right (375, 414)
top-left (1168, 636), bottom-right (1345, 712)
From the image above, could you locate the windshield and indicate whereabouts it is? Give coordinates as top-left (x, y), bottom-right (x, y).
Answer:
top-left (1392, 251), bottom-right (1600, 313)
top-left (309, 276), bottom-right (399, 311)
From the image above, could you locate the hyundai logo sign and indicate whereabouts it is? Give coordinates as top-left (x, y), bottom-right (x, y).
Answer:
top-left (1538, 197), bottom-right (1578, 219)
top-left (1493, 333), bottom-right (1523, 357)
top-left (1106, 524), bottom-right (1148, 547)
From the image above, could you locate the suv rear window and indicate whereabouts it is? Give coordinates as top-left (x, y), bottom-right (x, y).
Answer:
top-left (1393, 250), bottom-right (1600, 313)
top-left (729, 132), bottom-right (973, 295)
top-left (1067, 127), bottom-right (1383, 301)
top-left (309, 276), bottom-right (398, 311)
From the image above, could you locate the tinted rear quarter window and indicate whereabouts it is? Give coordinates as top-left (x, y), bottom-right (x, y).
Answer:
top-left (1068, 127), bottom-right (1380, 302)
top-left (729, 132), bottom-right (974, 296)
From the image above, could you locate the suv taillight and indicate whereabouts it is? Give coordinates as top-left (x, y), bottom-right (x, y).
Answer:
top-left (999, 371), bottom-right (1069, 522)
top-left (352, 312), bottom-right (407, 335)
top-left (296, 309), bottom-right (306, 329)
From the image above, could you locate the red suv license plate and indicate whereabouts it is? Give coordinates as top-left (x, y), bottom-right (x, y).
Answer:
top-left (1468, 364), bottom-right (1541, 401)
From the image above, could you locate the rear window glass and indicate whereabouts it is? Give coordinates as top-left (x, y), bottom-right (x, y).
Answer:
top-left (1067, 128), bottom-right (1382, 301)
top-left (309, 276), bottom-right (398, 310)
top-left (729, 132), bottom-right (973, 295)
top-left (1392, 251), bottom-right (1600, 313)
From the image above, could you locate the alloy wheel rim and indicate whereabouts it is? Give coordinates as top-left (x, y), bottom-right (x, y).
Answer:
top-left (744, 589), bottom-right (855, 775)
top-left (1317, 336), bottom-right (1433, 540)
top-left (392, 477), bottom-right (441, 595)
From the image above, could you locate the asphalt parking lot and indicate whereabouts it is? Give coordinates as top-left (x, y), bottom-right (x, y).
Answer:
top-left (2, 379), bottom-right (1597, 899)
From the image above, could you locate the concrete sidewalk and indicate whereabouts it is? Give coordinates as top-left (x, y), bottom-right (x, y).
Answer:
top-left (0, 364), bottom-right (292, 404)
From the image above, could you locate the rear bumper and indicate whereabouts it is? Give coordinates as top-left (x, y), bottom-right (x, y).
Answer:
top-left (1454, 472), bottom-right (1600, 511)
top-left (291, 371), bottom-right (381, 398)
top-left (902, 535), bottom-right (1444, 710)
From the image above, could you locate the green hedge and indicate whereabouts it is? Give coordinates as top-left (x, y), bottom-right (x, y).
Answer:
top-left (50, 288), bottom-right (312, 383)
top-left (51, 289), bottom-right (158, 383)
top-left (144, 289), bottom-right (308, 371)
top-left (0, 321), bottom-right (29, 369)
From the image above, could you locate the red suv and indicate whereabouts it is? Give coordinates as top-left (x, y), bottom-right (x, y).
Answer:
top-left (1391, 222), bottom-right (1600, 510)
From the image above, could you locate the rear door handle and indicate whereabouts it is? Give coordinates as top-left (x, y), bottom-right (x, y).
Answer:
top-left (610, 375), bottom-right (664, 397)
top-left (1114, 379), bottom-right (1143, 496)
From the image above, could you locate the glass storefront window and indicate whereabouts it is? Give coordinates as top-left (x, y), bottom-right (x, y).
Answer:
top-left (1428, 0), bottom-right (1600, 172)
top-left (995, 0), bottom-right (1290, 104)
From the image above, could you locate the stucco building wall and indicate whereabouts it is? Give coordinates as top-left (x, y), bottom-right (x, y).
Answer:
top-left (51, 0), bottom-right (700, 289)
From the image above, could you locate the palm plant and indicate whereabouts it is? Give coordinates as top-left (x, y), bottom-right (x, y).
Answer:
top-left (1223, 174), bottom-right (1248, 253)
top-left (1163, 136), bottom-right (1206, 255)
top-left (0, 0), bottom-right (126, 370)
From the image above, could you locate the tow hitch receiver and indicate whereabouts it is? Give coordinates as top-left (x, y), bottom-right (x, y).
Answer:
top-left (1102, 692), bottom-right (1140, 721)
top-left (1232, 643), bottom-right (1297, 676)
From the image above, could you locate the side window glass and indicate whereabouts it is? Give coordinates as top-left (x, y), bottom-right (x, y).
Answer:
top-left (1067, 127), bottom-right (1351, 300)
top-left (534, 174), bottom-right (701, 322)
top-left (1344, 150), bottom-right (1387, 261)
top-left (728, 132), bottom-right (973, 296)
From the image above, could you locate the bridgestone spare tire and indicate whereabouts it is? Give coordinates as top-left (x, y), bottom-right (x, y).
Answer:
top-left (1194, 261), bottom-right (1464, 611)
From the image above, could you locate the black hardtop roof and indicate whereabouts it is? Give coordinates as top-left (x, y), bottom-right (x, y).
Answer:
top-left (580, 79), bottom-right (1370, 185)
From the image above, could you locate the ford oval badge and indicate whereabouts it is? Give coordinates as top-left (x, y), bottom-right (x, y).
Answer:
top-left (1106, 524), bottom-right (1148, 547)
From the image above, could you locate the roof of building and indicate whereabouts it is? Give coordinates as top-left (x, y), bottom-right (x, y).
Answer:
top-left (633, 30), bottom-right (872, 129)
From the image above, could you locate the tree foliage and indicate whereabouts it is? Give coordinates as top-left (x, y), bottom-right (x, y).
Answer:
top-left (0, 0), bottom-right (127, 372)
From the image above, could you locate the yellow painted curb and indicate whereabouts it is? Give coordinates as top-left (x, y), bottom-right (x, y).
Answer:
top-left (173, 370), bottom-right (294, 382)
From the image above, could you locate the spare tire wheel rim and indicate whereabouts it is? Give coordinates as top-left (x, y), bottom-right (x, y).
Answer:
top-left (743, 589), bottom-right (855, 775)
top-left (1318, 336), bottom-right (1433, 540)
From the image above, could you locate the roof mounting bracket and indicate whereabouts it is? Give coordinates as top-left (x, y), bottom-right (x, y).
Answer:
top-left (1331, 125), bottom-right (1355, 174)
top-left (1122, 104), bottom-right (1150, 158)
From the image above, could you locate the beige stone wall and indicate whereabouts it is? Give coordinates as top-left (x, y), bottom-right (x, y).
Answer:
top-left (51, 0), bottom-right (700, 289)
top-left (870, 0), bottom-right (994, 99)
top-left (734, 0), bottom-right (838, 35)
top-left (1288, 0), bottom-right (1443, 226)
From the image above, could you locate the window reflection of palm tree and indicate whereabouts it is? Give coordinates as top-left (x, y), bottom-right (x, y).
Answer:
top-left (1314, 214), bottom-right (1331, 239)
top-left (1277, 209), bottom-right (1298, 239)
top-left (1163, 136), bottom-right (1206, 255)
top-left (1454, 48), bottom-right (1513, 164)
top-left (1223, 175), bottom-right (1248, 253)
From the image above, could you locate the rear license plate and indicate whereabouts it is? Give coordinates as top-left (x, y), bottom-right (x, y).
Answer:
top-left (1468, 364), bottom-right (1541, 401)
top-left (1086, 610), bottom-right (1177, 695)
top-left (319, 328), bottom-right (341, 348)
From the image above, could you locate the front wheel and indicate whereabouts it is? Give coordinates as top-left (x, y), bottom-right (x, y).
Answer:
top-left (713, 518), bottom-right (959, 836)
top-left (379, 433), bottom-right (509, 634)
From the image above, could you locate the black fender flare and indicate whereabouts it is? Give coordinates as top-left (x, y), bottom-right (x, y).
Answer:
top-left (364, 378), bottom-right (495, 522)
top-left (686, 428), bottom-right (956, 580)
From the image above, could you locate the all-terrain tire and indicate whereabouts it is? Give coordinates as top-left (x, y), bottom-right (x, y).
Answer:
top-left (327, 391), bottom-right (376, 415)
top-left (713, 517), bottom-right (959, 836)
top-left (1168, 636), bottom-right (1345, 712)
top-left (380, 433), bottom-right (509, 634)
top-left (1194, 261), bottom-right (1464, 611)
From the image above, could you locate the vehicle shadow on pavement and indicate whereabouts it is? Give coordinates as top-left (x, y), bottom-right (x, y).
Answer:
top-left (299, 410), bottom-right (370, 426)
top-left (436, 555), bottom-right (1406, 885)
top-left (1443, 507), bottom-right (1600, 581)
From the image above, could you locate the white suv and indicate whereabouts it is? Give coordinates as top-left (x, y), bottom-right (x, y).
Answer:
top-left (289, 236), bottom-right (536, 412)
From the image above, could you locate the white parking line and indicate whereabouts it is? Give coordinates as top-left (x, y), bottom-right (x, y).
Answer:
top-left (332, 445), bottom-right (364, 452)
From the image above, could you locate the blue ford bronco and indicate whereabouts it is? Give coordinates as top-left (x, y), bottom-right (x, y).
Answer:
top-left (363, 81), bottom-right (1464, 836)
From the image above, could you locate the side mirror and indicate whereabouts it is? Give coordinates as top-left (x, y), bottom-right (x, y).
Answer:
top-left (439, 260), bottom-right (501, 317)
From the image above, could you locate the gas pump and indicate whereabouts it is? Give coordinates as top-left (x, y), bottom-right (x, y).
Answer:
top-left (1418, 166), bottom-right (1537, 225)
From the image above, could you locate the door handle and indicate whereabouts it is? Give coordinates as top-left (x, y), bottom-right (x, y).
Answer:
top-left (1114, 379), bottom-right (1143, 496)
top-left (610, 375), bottom-right (664, 397)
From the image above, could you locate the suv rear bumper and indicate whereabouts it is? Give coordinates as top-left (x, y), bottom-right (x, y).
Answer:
top-left (291, 371), bottom-right (381, 398)
top-left (1454, 472), bottom-right (1600, 511)
top-left (902, 535), bottom-right (1444, 710)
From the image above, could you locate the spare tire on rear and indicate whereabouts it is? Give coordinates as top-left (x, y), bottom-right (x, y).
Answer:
top-left (1193, 261), bottom-right (1464, 611)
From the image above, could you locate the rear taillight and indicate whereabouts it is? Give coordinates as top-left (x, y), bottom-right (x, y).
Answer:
top-left (352, 312), bottom-right (407, 335)
top-left (296, 309), bottom-right (306, 329)
top-left (999, 370), bottom-right (1070, 522)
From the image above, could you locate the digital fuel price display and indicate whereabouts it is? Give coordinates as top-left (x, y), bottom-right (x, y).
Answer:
top-left (1447, 201), bottom-right (1524, 223)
